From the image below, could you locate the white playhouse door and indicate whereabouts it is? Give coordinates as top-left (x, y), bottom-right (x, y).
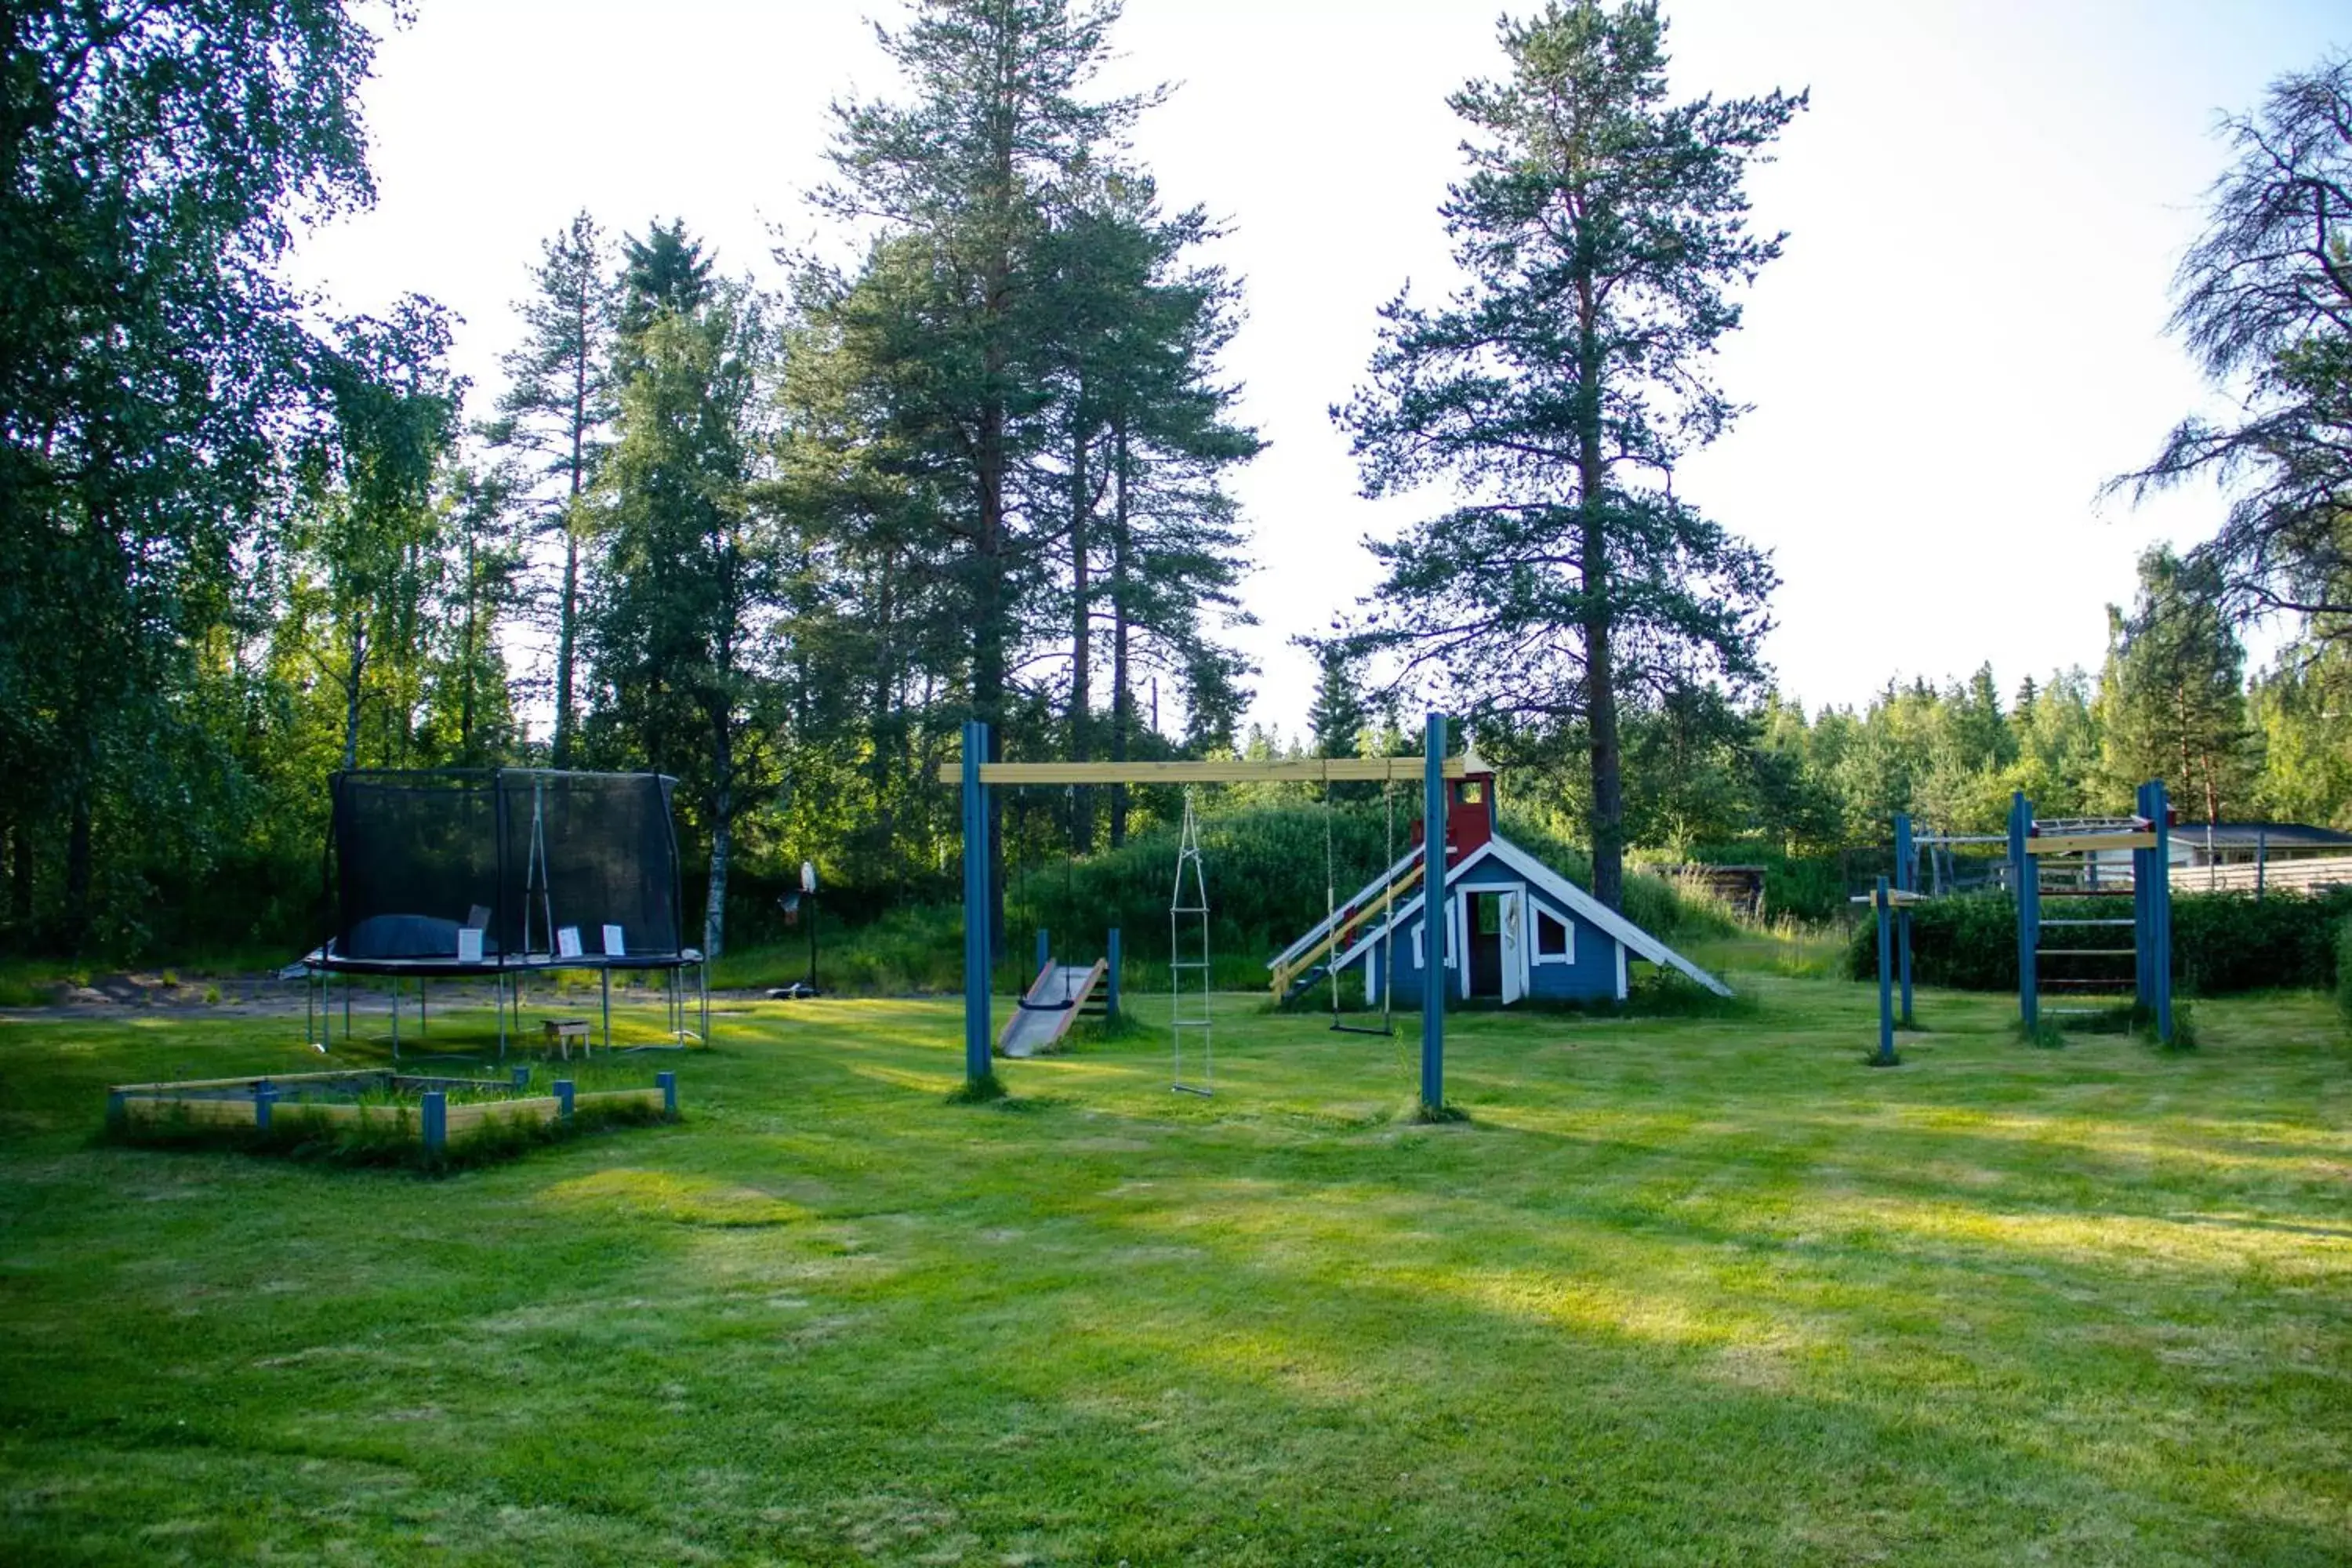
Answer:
top-left (1498, 888), bottom-right (1526, 1004)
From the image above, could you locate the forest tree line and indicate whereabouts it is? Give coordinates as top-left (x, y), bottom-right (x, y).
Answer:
top-left (2, 2), bottom-right (2347, 965)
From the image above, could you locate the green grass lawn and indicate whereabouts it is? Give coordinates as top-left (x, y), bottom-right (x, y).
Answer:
top-left (2, 973), bottom-right (2347, 1565)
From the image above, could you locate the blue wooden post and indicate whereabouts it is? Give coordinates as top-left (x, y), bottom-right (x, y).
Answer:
top-left (657, 1070), bottom-right (677, 1113)
top-left (1034, 927), bottom-right (1051, 980)
top-left (421, 1090), bottom-right (446, 1152)
top-left (554, 1080), bottom-right (575, 1119)
top-left (2133, 781), bottom-right (2154, 1004)
top-left (2009, 791), bottom-right (2038, 1031)
top-left (961, 720), bottom-right (993, 1086)
top-left (2149, 779), bottom-right (2173, 1044)
top-left (1893, 813), bottom-right (1915, 1028)
top-left (1105, 927), bottom-right (1122, 1022)
top-left (254, 1080), bottom-right (277, 1131)
top-left (1420, 713), bottom-right (1447, 1112)
top-left (510, 1065), bottom-right (531, 1090)
top-left (107, 1090), bottom-right (125, 1129)
top-left (1874, 877), bottom-right (1898, 1065)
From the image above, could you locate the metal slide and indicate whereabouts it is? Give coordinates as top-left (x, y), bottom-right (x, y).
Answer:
top-left (996, 960), bottom-right (1108, 1058)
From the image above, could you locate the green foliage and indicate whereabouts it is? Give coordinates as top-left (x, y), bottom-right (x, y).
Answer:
top-left (1846, 888), bottom-right (2352, 995)
top-left (0, 0), bottom-right (401, 953)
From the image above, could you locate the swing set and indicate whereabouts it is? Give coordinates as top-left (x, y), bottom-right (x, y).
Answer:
top-left (937, 714), bottom-right (1467, 1109)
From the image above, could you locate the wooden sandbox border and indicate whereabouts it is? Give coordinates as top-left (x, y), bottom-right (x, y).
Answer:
top-left (108, 1069), bottom-right (677, 1153)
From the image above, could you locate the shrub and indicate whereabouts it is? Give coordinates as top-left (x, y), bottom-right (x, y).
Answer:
top-left (1847, 887), bottom-right (2352, 996)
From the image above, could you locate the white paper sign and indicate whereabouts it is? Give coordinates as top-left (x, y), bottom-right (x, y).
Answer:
top-left (556, 925), bottom-right (583, 959)
top-left (456, 927), bottom-right (485, 964)
top-left (601, 924), bottom-right (626, 956)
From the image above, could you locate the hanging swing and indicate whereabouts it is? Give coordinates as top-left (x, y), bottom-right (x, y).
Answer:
top-left (1324, 770), bottom-right (1398, 1038)
top-left (1012, 782), bottom-right (1083, 1014)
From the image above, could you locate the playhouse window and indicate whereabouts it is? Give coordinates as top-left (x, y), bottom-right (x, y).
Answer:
top-left (1458, 780), bottom-right (1485, 805)
top-left (1535, 909), bottom-right (1571, 963)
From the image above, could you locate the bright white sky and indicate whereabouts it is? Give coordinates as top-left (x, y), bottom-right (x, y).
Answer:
top-left (289, 0), bottom-right (2347, 739)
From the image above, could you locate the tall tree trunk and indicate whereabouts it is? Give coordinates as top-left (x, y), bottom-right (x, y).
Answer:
top-left (341, 629), bottom-right (368, 772)
top-left (7, 816), bottom-right (31, 929)
top-left (554, 524), bottom-right (580, 767)
top-left (1069, 415), bottom-right (1094, 853)
top-left (459, 521), bottom-right (479, 757)
top-left (64, 784), bottom-right (92, 951)
top-left (705, 712), bottom-right (733, 958)
top-left (1109, 420), bottom-right (1131, 848)
top-left (1575, 292), bottom-right (1624, 912)
top-left (554, 289), bottom-right (593, 768)
top-left (867, 556), bottom-right (900, 862)
top-left (975, 419), bottom-right (1008, 956)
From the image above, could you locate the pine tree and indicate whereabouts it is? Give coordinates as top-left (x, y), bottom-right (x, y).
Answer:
top-left (816, 0), bottom-right (1143, 745)
top-left (592, 267), bottom-right (778, 957)
top-left (2111, 58), bottom-right (2352, 637)
top-left (1334, 1), bottom-right (1801, 910)
top-left (1307, 645), bottom-right (1371, 760)
top-left (485, 212), bottom-right (619, 767)
top-left (1034, 181), bottom-right (1260, 846)
top-left (2100, 548), bottom-right (2257, 824)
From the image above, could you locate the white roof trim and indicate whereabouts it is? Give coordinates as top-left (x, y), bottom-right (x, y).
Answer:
top-left (1328, 834), bottom-right (1732, 997)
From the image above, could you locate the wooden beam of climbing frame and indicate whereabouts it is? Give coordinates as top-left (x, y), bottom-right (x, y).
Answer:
top-left (933, 757), bottom-right (1472, 786)
top-left (2027, 832), bottom-right (2157, 855)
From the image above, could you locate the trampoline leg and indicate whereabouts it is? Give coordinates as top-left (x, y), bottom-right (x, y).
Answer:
top-left (390, 978), bottom-right (401, 1061)
top-left (601, 968), bottom-right (611, 1055)
top-left (496, 972), bottom-right (507, 1062)
top-left (343, 972), bottom-right (351, 1043)
top-left (419, 978), bottom-right (427, 1039)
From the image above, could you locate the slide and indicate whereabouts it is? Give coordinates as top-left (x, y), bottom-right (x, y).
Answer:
top-left (996, 959), bottom-right (1108, 1058)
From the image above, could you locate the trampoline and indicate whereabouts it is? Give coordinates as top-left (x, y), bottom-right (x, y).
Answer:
top-left (290, 768), bottom-right (708, 1056)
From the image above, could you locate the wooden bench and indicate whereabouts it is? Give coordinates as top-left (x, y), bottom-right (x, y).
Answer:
top-left (542, 1018), bottom-right (591, 1059)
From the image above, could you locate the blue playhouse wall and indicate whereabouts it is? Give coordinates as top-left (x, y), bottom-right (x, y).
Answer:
top-left (1360, 858), bottom-right (1624, 1006)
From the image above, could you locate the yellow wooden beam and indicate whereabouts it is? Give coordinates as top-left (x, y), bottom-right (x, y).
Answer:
top-left (1847, 889), bottom-right (1929, 907)
top-left (2027, 832), bottom-right (2156, 855)
top-left (935, 757), bottom-right (1472, 786)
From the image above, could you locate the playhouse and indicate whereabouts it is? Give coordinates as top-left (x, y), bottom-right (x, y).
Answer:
top-left (1270, 753), bottom-right (1730, 1007)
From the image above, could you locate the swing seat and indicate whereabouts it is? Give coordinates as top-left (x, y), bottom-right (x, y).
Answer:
top-left (997, 960), bottom-right (1105, 1057)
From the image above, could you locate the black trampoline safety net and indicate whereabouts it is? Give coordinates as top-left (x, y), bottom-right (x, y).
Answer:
top-left (324, 769), bottom-right (688, 972)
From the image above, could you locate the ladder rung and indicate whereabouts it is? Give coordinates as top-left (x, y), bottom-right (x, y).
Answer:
top-left (2035, 949), bottom-right (2134, 957)
top-left (2044, 919), bottom-right (2134, 927)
